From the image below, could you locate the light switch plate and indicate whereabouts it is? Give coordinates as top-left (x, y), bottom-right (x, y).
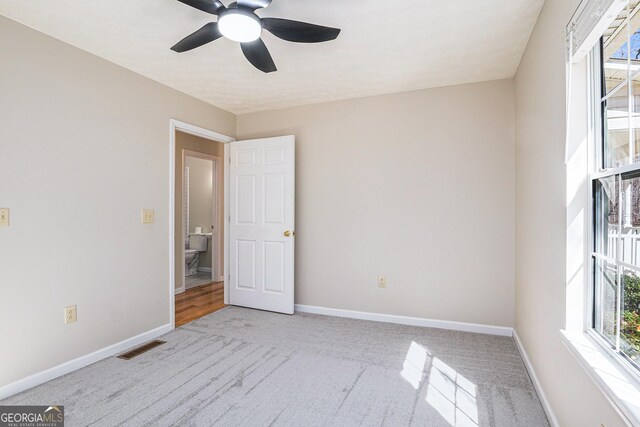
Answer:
top-left (377, 275), bottom-right (387, 288)
top-left (0, 208), bottom-right (9, 227)
top-left (142, 209), bottom-right (154, 224)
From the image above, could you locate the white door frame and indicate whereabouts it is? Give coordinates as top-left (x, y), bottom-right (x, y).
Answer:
top-left (181, 150), bottom-right (221, 291)
top-left (169, 119), bottom-right (234, 329)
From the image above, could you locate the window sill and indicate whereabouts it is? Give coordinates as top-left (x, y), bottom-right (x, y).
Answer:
top-left (560, 330), bottom-right (640, 426)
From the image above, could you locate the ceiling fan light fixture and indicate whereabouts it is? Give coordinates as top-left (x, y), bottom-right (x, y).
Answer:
top-left (218, 10), bottom-right (262, 43)
top-left (172, 0), bottom-right (341, 73)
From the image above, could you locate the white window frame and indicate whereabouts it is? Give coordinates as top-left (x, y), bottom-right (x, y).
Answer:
top-left (588, 37), bottom-right (640, 384)
top-left (562, 3), bottom-right (640, 424)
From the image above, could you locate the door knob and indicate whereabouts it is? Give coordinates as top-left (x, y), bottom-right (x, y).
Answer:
top-left (284, 230), bottom-right (294, 237)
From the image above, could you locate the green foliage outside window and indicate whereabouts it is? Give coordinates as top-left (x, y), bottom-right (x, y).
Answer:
top-left (622, 274), bottom-right (640, 363)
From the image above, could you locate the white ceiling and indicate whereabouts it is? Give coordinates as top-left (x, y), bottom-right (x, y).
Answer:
top-left (0, 0), bottom-right (544, 114)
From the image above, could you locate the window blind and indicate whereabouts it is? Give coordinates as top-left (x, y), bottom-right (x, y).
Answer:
top-left (568, 0), bottom-right (627, 62)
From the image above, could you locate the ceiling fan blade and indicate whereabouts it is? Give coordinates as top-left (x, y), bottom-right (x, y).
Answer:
top-left (171, 22), bottom-right (222, 52)
top-left (237, 0), bottom-right (272, 10)
top-left (176, 0), bottom-right (226, 15)
top-left (262, 18), bottom-right (340, 43)
top-left (240, 38), bottom-right (277, 73)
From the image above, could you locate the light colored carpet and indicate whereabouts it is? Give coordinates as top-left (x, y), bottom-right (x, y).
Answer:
top-left (2, 307), bottom-right (549, 426)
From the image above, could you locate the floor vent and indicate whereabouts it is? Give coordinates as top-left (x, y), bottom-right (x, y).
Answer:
top-left (117, 340), bottom-right (166, 360)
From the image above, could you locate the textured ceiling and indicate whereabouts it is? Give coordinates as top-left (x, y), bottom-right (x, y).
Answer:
top-left (0, 0), bottom-right (543, 114)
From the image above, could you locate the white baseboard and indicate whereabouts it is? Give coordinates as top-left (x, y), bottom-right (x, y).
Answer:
top-left (175, 285), bottom-right (185, 295)
top-left (0, 323), bottom-right (173, 400)
top-left (197, 267), bottom-right (212, 272)
top-left (294, 304), bottom-right (513, 337)
top-left (218, 275), bottom-right (225, 282)
top-left (513, 330), bottom-right (559, 427)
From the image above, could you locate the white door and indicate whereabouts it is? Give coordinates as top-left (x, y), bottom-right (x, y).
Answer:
top-left (228, 136), bottom-right (295, 314)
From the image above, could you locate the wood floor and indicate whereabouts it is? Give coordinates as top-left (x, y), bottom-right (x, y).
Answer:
top-left (175, 281), bottom-right (225, 327)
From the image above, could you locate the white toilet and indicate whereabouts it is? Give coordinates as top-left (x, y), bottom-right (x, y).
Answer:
top-left (185, 234), bottom-right (208, 276)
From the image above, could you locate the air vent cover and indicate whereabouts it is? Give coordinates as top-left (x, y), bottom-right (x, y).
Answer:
top-left (117, 340), bottom-right (166, 360)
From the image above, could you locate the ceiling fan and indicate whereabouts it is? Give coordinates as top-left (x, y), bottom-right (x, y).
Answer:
top-left (171, 0), bottom-right (341, 73)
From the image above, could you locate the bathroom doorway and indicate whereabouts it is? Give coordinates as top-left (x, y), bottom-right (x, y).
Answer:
top-left (183, 151), bottom-right (218, 289)
top-left (173, 128), bottom-right (228, 326)
top-left (175, 132), bottom-right (224, 294)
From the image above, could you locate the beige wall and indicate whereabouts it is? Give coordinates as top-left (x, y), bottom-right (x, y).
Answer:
top-left (0, 17), bottom-right (235, 387)
top-left (237, 79), bottom-right (516, 327)
top-left (514, 1), bottom-right (627, 425)
top-left (175, 132), bottom-right (225, 285)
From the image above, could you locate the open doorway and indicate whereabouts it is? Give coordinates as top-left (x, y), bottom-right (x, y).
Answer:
top-left (169, 121), bottom-right (295, 327)
top-left (173, 127), bottom-right (229, 327)
top-left (183, 152), bottom-right (218, 289)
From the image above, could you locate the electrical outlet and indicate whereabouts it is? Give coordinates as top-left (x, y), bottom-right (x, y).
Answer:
top-left (0, 208), bottom-right (9, 227)
top-left (64, 305), bottom-right (77, 324)
top-left (142, 209), bottom-right (154, 224)
top-left (377, 275), bottom-right (387, 288)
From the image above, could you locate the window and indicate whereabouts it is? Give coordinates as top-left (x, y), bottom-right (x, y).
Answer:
top-left (592, 0), bottom-right (640, 374)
